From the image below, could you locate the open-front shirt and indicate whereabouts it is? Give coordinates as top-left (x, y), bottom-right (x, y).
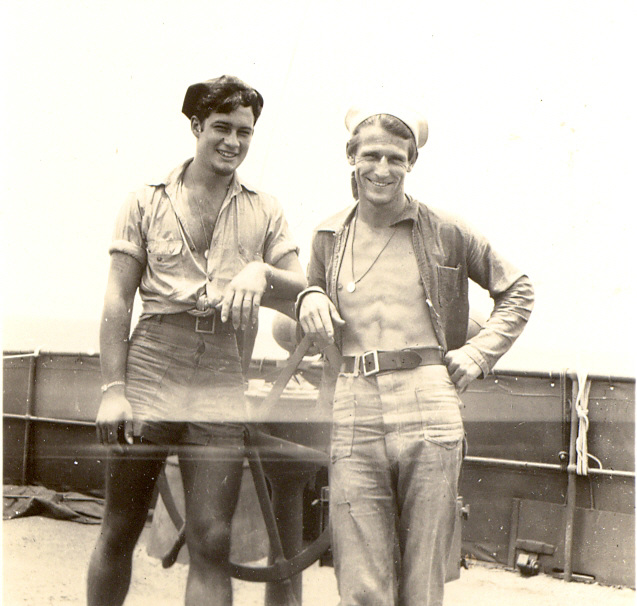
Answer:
top-left (110, 159), bottom-right (299, 318)
top-left (305, 196), bottom-right (534, 378)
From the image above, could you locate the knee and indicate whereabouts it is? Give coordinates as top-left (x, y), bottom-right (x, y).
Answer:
top-left (98, 509), bottom-right (147, 554)
top-left (186, 520), bottom-right (232, 563)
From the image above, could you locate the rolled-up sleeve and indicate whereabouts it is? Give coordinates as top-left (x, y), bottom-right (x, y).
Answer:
top-left (263, 197), bottom-right (300, 267)
top-left (108, 191), bottom-right (147, 265)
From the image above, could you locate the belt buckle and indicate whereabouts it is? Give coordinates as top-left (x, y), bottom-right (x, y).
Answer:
top-left (195, 313), bottom-right (216, 334)
top-left (362, 350), bottom-right (380, 377)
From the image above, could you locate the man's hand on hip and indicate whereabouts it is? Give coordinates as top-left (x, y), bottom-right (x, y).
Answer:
top-left (299, 292), bottom-right (345, 345)
top-left (444, 348), bottom-right (482, 394)
top-left (96, 389), bottom-right (134, 450)
top-left (220, 261), bottom-right (270, 330)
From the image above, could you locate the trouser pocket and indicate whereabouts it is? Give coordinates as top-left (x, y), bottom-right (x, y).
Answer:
top-left (415, 384), bottom-right (464, 449)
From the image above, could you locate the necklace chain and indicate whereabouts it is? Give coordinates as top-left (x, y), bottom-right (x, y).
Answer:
top-left (348, 212), bottom-right (396, 292)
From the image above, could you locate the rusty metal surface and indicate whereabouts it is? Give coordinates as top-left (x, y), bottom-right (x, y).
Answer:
top-left (461, 373), bottom-right (568, 463)
top-left (3, 352), bottom-right (635, 586)
top-left (3, 353), bottom-right (105, 493)
top-left (513, 498), bottom-right (635, 587)
top-left (458, 372), bottom-right (634, 587)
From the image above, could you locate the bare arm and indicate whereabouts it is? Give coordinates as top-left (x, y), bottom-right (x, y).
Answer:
top-left (96, 252), bottom-right (144, 448)
top-left (220, 252), bottom-right (306, 329)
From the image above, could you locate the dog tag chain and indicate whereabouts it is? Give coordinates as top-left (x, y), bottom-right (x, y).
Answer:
top-left (348, 213), bottom-right (396, 293)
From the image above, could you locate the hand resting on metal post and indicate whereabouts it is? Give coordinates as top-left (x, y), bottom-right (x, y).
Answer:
top-left (298, 292), bottom-right (346, 348)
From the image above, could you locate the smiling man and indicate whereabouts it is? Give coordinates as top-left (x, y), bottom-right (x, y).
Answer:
top-left (87, 76), bottom-right (305, 606)
top-left (297, 105), bottom-right (534, 605)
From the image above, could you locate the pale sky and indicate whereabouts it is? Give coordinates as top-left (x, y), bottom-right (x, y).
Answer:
top-left (2, 0), bottom-right (635, 376)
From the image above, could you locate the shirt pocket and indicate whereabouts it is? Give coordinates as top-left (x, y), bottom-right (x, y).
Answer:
top-left (236, 206), bottom-right (265, 263)
top-left (147, 239), bottom-right (183, 270)
top-left (437, 265), bottom-right (462, 308)
top-left (415, 385), bottom-right (464, 449)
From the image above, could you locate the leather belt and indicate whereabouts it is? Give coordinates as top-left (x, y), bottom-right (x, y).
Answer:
top-left (150, 311), bottom-right (231, 335)
top-left (341, 347), bottom-right (445, 377)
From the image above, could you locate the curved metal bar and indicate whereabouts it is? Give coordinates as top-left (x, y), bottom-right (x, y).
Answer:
top-left (158, 430), bottom-right (332, 579)
top-left (157, 333), bottom-right (332, 582)
top-left (244, 435), bottom-right (288, 564)
top-left (228, 527), bottom-right (331, 583)
top-left (156, 468), bottom-right (184, 529)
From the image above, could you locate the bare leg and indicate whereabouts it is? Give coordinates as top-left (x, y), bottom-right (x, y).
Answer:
top-left (179, 441), bottom-right (245, 606)
top-left (87, 444), bottom-right (168, 606)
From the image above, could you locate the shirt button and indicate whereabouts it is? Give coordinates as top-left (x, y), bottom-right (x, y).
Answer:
top-left (157, 257), bottom-right (163, 262)
top-left (204, 250), bottom-right (209, 259)
top-left (208, 274), bottom-right (214, 281)
top-left (337, 284), bottom-right (343, 291)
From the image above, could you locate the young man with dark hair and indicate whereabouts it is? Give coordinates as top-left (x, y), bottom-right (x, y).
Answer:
top-left (87, 75), bottom-right (306, 606)
top-left (298, 104), bottom-right (534, 605)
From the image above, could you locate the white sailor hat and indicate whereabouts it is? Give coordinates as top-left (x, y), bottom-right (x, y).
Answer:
top-left (345, 104), bottom-right (428, 148)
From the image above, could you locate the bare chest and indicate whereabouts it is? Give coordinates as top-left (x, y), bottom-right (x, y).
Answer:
top-left (337, 222), bottom-right (438, 352)
top-left (182, 192), bottom-right (224, 255)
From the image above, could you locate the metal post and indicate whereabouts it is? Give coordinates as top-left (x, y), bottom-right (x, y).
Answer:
top-left (507, 498), bottom-right (521, 569)
top-left (563, 374), bottom-right (579, 582)
top-left (20, 353), bottom-right (39, 485)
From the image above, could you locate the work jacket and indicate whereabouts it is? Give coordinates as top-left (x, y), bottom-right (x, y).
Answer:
top-left (300, 196), bottom-right (534, 404)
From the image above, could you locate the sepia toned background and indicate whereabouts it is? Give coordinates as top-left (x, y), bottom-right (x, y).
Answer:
top-left (2, 0), bottom-right (634, 376)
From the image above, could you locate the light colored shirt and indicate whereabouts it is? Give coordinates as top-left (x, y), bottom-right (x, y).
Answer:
top-left (110, 159), bottom-right (299, 318)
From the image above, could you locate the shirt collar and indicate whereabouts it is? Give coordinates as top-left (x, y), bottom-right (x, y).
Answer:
top-left (388, 195), bottom-right (418, 226)
top-left (317, 195), bottom-right (418, 234)
top-left (149, 158), bottom-right (256, 198)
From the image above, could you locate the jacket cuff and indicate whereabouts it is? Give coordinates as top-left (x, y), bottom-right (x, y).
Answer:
top-left (461, 343), bottom-right (491, 378)
top-left (294, 286), bottom-right (327, 320)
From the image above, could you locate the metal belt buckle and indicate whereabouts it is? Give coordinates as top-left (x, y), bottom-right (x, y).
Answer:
top-left (195, 314), bottom-right (216, 334)
top-left (362, 350), bottom-right (380, 376)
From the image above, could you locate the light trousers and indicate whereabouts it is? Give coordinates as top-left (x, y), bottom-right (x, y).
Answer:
top-left (330, 365), bottom-right (464, 606)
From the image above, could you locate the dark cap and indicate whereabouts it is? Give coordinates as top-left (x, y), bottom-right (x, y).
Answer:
top-left (181, 75), bottom-right (264, 123)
